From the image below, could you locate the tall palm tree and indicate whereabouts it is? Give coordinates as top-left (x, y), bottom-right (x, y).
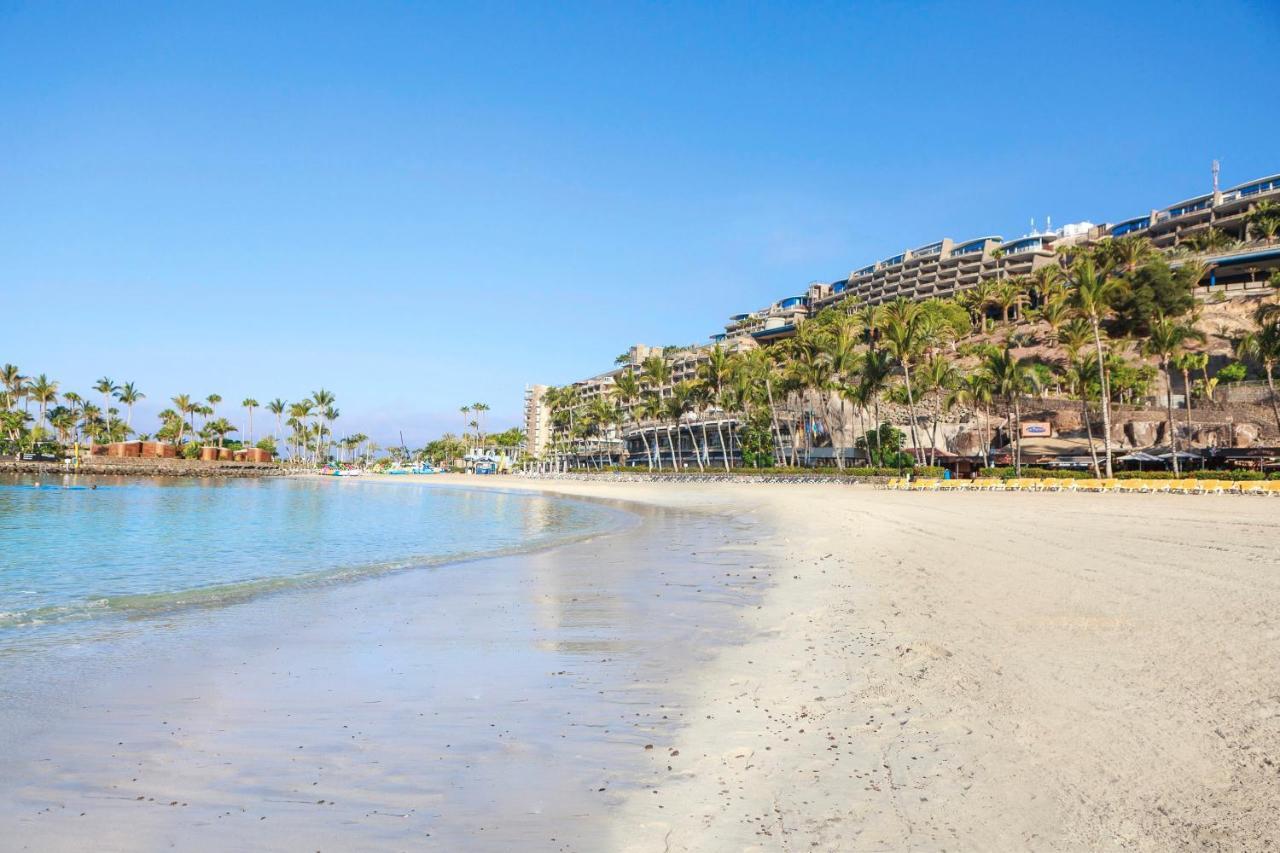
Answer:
top-left (1142, 313), bottom-right (1205, 474)
top-left (1235, 310), bottom-right (1280, 436)
top-left (116, 382), bottom-right (144, 431)
top-left (613, 370), bottom-right (653, 470)
top-left (242, 398), bottom-right (259, 446)
top-left (980, 347), bottom-right (1042, 476)
top-left (92, 377), bottom-right (119, 445)
top-left (857, 348), bottom-right (894, 467)
top-left (472, 402), bottom-right (490, 445)
top-left (170, 394), bottom-right (196, 445)
top-left (0, 364), bottom-right (25, 410)
top-left (310, 389), bottom-right (336, 459)
top-left (697, 344), bottom-right (735, 470)
top-left (28, 374), bottom-right (59, 432)
top-left (878, 298), bottom-right (926, 462)
top-left (460, 405), bottom-right (471, 444)
top-left (267, 398), bottom-right (287, 442)
top-left (1069, 257), bottom-right (1125, 476)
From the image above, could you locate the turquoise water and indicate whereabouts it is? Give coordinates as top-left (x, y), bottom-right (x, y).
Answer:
top-left (0, 474), bottom-right (624, 642)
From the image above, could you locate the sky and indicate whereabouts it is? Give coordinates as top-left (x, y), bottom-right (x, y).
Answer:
top-left (3, 1), bottom-right (1278, 445)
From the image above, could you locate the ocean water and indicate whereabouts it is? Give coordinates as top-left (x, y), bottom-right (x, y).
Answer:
top-left (0, 474), bottom-right (626, 646)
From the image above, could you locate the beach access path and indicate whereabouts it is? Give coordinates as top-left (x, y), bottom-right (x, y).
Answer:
top-left (401, 474), bottom-right (1280, 851)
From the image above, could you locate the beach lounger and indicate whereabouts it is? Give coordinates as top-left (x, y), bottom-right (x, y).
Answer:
top-left (1263, 482), bottom-right (1280, 496)
top-left (1101, 479), bottom-right (1121, 492)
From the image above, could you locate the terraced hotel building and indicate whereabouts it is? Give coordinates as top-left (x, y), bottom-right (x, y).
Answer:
top-left (527, 170), bottom-right (1280, 463)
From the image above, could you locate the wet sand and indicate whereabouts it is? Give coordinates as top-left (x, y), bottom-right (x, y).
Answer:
top-left (5, 475), bottom-right (1280, 851)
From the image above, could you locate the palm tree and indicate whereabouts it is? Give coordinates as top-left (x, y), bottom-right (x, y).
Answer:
top-left (1069, 257), bottom-right (1125, 476)
top-left (697, 344), bottom-right (736, 470)
top-left (472, 402), bottom-right (490, 445)
top-left (267, 398), bottom-right (287, 442)
top-left (1173, 351), bottom-right (1206, 450)
top-left (1246, 200), bottom-right (1280, 244)
top-left (1235, 310), bottom-right (1280, 436)
top-left (917, 354), bottom-right (958, 466)
top-left (28, 374), bottom-right (59, 432)
top-left (310, 389), bottom-right (336, 459)
top-left (242, 398), bottom-right (259, 446)
top-left (206, 417), bottom-right (237, 449)
top-left (948, 370), bottom-right (995, 469)
top-left (205, 393), bottom-right (222, 423)
top-left (981, 347), bottom-right (1042, 476)
top-left (613, 370), bottom-right (653, 470)
top-left (170, 394), bottom-right (196, 445)
top-left (878, 298), bottom-right (926, 462)
top-left (92, 377), bottom-right (119, 445)
top-left (1, 364), bottom-right (25, 410)
top-left (1109, 234), bottom-right (1156, 274)
top-left (1142, 312), bottom-right (1205, 474)
top-left (115, 382), bottom-right (144, 431)
top-left (1059, 355), bottom-right (1102, 477)
top-left (460, 405), bottom-right (471, 444)
top-left (857, 348), bottom-right (894, 467)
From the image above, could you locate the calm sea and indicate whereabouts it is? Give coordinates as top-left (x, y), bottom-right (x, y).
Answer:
top-left (0, 474), bottom-right (625, 647)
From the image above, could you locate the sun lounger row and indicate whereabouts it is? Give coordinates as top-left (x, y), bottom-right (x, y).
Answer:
top-left (882, 477), bottom-right (1280, 494)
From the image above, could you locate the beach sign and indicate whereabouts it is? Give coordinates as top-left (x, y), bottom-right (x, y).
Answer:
top-left (1021, 421), bottom-right (1052, 438)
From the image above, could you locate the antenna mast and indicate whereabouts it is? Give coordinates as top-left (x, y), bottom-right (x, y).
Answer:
top-left (1212, 159), bottom-right (1220, 194)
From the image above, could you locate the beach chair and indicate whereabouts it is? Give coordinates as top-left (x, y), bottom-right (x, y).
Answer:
top-left (1199, 479), bottom-right (1226, 495)
top-left (1039, 478), bottom-right (1063, 492)
top-left (883, 478), bottom-right (899, 490)
top-left (1238, 481), bottom-right (1265, 495)
top-left (1101, 479), bottom-right (1121, 492)
top-left (1172, 478), bottom-right (1198, 494)
top-left (1147, 480), bottom-right (1171, 494)
top-left (1263, 482), bottom-right (1280, 496)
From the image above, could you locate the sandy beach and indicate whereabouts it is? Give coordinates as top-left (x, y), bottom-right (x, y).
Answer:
top-left (3, 474), bottom-right (1279, 851)
top-left (410, 475), bottom-right (1280, 851)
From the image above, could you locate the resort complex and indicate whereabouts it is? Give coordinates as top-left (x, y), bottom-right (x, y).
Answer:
top-left (525, 170), bottom-right (1280, 476)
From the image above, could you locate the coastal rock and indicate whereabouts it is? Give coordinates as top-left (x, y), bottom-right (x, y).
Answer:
top-left (951, 430), bottom-right (986, 456)
top-left (1125, 421), bottom-right (1162, 448)
top-left (1232, 423), bottom-right (1260, 448)
top-left (1050, 410), bottom-right (1083, 432)
top-left (1191, 425), bottom-right (1228, 448)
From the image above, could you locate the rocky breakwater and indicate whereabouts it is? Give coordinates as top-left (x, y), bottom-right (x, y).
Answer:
top-left (1, 455), bottom-right (283, 478)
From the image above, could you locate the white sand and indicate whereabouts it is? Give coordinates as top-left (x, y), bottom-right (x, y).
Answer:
top-left (407, 475), bottom-right (1280, 851)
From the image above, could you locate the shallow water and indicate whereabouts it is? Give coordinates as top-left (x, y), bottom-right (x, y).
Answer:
top-left (0, 474), bottom-right (621, 643)
top-left (0, 478), bottom-right (769, 851)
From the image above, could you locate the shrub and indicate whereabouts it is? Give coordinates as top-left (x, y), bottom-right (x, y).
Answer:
top-left (1216, 362), bottom-right (1248, 383)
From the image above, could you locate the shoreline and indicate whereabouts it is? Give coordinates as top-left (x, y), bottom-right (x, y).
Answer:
top-left (0, 474), bottom-right (773, 851)
top-left (3, 473), bottom-right (1278, 849)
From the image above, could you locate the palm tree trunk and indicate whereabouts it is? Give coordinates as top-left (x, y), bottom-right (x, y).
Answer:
top-left (1182, 367), bottom-right (1194, 452)
top-left (1266, 364), bottom-right (1280, 437)
top-left (1082, 397), bottom-right (1101, 478)
top-left (1164, 359), bottom-right (1180, 476)
top-left (764, 377), bottom-right (785, 466)
top-left (901, 361), bottom-right (923, 465)
top-left (1090, 320), bottom-right (1114, 477)
top-left (1012, 398), bottom-right (1022, 476)
top-left (715, 420), bottom-right (729, 471)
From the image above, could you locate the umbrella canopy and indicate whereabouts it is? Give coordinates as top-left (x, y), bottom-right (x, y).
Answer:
top-left (1118, 451), bottom-right (1164, 463)
top-left (1156, 450), bottom-right (1202, 461)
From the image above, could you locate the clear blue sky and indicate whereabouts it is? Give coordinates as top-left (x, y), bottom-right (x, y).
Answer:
top-left (3, 1), bottom-right (1278, 445)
